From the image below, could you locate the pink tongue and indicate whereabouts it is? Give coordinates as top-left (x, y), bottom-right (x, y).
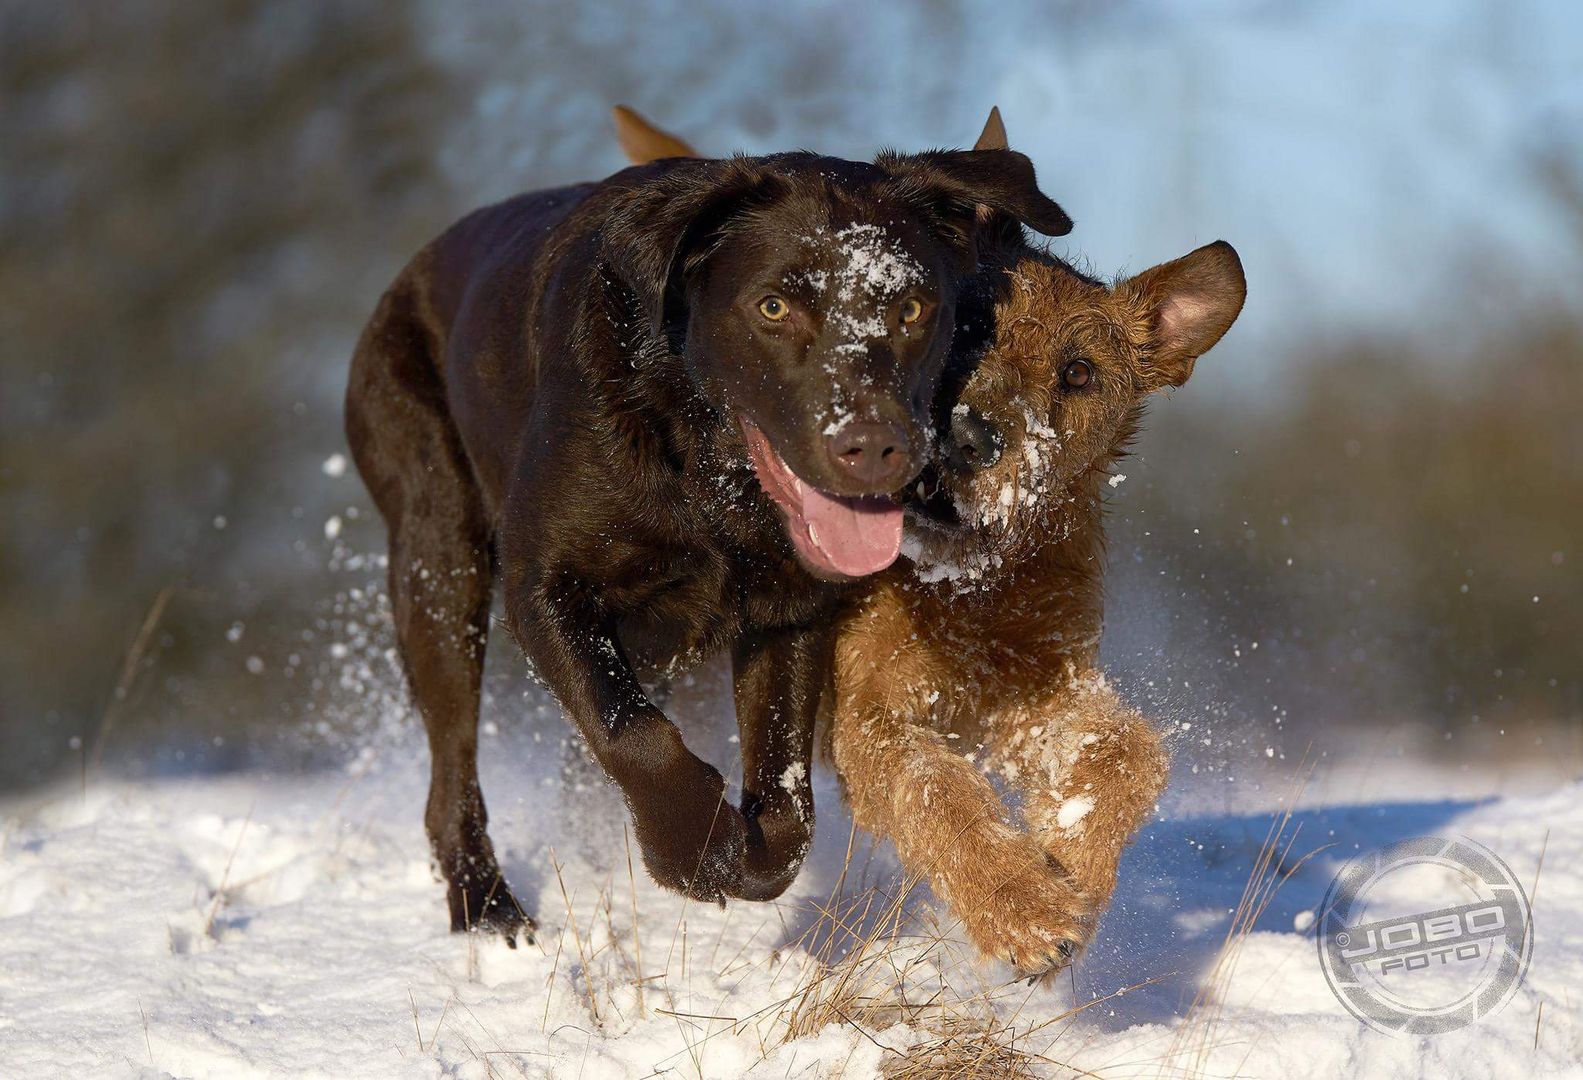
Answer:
top-left (741, 420), bottom-right (904, 578)
top-left (792, 485), bottom-right (904, 577)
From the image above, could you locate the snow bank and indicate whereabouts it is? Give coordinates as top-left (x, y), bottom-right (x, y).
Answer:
top-left (1, 748), bottom-right (1578, 1077)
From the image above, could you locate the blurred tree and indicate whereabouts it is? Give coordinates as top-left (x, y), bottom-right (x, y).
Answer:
top-left (0, 1), bottom-right (460, 789)
top-left (1123, 309), bottom-right (1582, 751)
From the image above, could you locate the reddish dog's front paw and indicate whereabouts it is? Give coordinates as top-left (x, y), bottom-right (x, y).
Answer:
top-left (946, 836), bottom-right (1094, 978)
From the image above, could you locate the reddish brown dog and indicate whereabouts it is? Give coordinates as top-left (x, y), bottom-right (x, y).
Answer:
top-left (616, 107), bottom-right (1246, 975)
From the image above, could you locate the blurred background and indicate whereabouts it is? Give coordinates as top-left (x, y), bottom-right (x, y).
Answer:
top-left (3, 0), bottom-right (1579, 800)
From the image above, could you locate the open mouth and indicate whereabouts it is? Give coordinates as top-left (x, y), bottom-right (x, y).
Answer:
top-left (740, 417), bottom-right (903, 578)
top-left (901, 461), bottom-right (966, 532)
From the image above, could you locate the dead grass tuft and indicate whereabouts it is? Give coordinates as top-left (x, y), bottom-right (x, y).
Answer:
top-left (771, 829), bottom-right (1133, 1078)
top-left (880, 1015), bottom-right (1046, 1080)
top-left (1159, 758), bottom-right (1326, 1079)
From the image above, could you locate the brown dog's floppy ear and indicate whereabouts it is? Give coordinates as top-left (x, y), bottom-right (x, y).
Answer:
top-left (1121, 240), bottom-right (1247, 390)
top-left (973, 107), bottom-right (1008, 152)
top-left (601, 157), bottom-right (774, 342)
top-left (612, 105), bottom-right (700, 165)
top-left (880, 148), bottom-right (1074, 245)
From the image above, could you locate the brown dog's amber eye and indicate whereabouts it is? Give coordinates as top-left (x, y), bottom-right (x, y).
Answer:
top-left (899, 297), bottom-right (924, 325)
top-left (758, 295), bottom-right (789, 321)
top-left (1061, 358), bottom-right (1093, 389)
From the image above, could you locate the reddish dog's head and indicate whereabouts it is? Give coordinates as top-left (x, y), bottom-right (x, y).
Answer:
top-left (907, 243), bottom-right (1247, 574)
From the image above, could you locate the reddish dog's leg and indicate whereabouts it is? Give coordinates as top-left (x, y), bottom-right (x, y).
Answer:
top-left (989, 672), bottom-right (1168, 915)
top-left (831, 590), bottom-right (1089, 977)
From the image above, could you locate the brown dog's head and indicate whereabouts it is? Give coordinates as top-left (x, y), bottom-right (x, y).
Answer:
top-left (601, 149), bottom-right (1072, 579)
top-left (909, 242), bottom-right (1247, 570)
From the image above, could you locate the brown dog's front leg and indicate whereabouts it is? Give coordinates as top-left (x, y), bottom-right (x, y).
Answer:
top-left (829, 596), bottom-right (1090, 976)
top-left (831, 693), bottom-right (1092, 975)
top-left (730, 622), bottom-right (833, 901)
top-left (995, 675), bottom-right (1169, 912)
top-left (507, 575), bottom-right (749, 903)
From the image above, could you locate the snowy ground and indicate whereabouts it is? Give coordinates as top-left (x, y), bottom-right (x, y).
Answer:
top-left (2, 688), bottom-right (1580, 1078)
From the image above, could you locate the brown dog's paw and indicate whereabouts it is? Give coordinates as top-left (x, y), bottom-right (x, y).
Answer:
top-left (613, 723), bottom-right (751, 904)
top-left (633, 783), bottom-right (750, 905)
top-left (953, 853), bottom-right (1093, 979)
top-left (447, 877), bottom-right (537, 947)
top-left (733, 800), bottom-right (813, 902)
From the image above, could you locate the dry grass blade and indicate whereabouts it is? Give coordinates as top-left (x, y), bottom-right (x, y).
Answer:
top-left (624, 823), bottom-right (648, 1019)
top-left (203, 801), bottom-right (255, 939)
top-left (1162, 756), bottom-right (1323, 1079)
top-left (1525, 826), bottom-right (1549, 958)
top-left (551, 849), bottom-right (603, 1026)
top-left (91, 584), bottom-right (177, 772)
top-left (429, 994), bottom-right (455, 1054)
top-left (542, 916), bottom-right (566, 1032)
top-left (138, 998), bottom-right (155, 1066)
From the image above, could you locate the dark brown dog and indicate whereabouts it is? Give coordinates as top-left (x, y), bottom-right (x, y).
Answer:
top-left (345, 151), bottom-right (1073, 939)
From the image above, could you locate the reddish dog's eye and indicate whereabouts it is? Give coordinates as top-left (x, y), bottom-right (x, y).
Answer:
top-left (1061, 358), bottom-right (1093, 389)
top-left (757, 295), bottom-right (790, 321)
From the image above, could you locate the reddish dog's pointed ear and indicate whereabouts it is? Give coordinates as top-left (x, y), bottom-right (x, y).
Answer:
top-left (973, 107), bottom-right (1008, 151)
top-left (1122, 241), bottom-right (1247, 391)
top-left (612, 105), bottom-right (700, 165)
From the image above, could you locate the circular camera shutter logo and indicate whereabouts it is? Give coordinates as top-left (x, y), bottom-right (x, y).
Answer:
top-left (1317, 836), bottom-right (1532, 1035)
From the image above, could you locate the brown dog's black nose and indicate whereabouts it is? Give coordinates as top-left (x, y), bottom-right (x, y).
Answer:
top-left (826, 420), bottom-right (913, 491)
top-left (945, 407), bottom-right (1004, 472)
